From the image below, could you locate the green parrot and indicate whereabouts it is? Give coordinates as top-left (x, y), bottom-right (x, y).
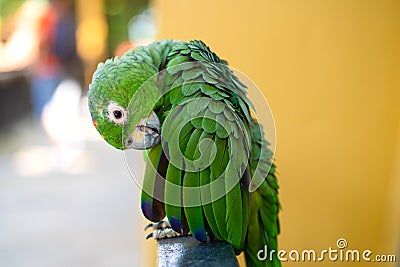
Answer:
top-left (88, 40), bottom-right (280, 267)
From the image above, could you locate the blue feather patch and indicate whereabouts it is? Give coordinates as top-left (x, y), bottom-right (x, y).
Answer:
top-left (141, 201), bottom-right (153, 221)
top-left (169, 217), bottom-right (182, 233)
top-left (192, 228), bottom-right (207, 242)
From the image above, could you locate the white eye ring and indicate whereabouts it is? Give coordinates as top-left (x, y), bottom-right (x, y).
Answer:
top-left (107, 102), bottom-right (127, 125)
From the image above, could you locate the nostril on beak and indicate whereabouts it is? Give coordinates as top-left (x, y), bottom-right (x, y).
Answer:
top-left (125, 136), bottom-right (133, 147)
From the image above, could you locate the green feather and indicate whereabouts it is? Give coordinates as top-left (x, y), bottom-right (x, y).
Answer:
top-left (189, 97), bottom-right (210, 117)
top-left (190, 117), bottom-right (203, 129)
top-left (163, 122), bottom-right (193, 218)
top-left (184, 128), bottom-right (203, 162)
top-left (182, 172), bottom-right (206, 241)
top-left (182, 82), bottom-right (202, 97)
top-left (149, 47), bottom-right (161, 69)
top-left (200, 167), bottom-right (222, 239)
top-left (202, 73), bottom-right (218, 84)
top-left (200, 84), bottom-right (219, 96)
top-left (165, 116), bottom-right (193, 168)
top-left (215, 113), bottom-right (229, 138)
top-left (209, 135), bottom-right (229, 239)
top-left (168, 55), bottom-right (190, 67)
top-left (141, 145), bottom-right (165, 222)
top-left (190, 52), bottom-right (204, 61)
top-left (192, 131), bottom-right (215, 171)
top-left (164, 160), bottom-right (183, 233)
top-left (239, 178), bottom-right (250, 252)
top-left (182, 68), bottom-right (203, 80)
top-left (202, 109), bottom-right (217, 134)
top-left (182, 128), bottom-right (207, 241)
top-left (209, 100), bottom-right (225, 114)
top-left (224, 160), bottom-right (243, 249)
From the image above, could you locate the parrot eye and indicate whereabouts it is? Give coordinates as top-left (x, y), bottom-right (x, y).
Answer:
top-left (113, 110), bottom-right (122, 119)
top-left (107, 102), bottom-right (127, 125)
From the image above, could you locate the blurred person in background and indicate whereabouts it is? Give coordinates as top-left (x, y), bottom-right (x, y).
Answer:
top-left (32, 0), bottom-right (83, 121)
top-left (36, 0), bottom-right (87, 171)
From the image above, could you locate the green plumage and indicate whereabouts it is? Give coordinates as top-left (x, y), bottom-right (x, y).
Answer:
top-left (88, 40), bottom-right (281, 267)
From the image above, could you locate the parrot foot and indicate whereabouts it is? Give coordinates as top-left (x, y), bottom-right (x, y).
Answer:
top-left (144, 220), bottom-right (171, 231)
top-left (144, 220), bottom-right (183, 240)
top-left (146, 228), bottom-right (182, 240)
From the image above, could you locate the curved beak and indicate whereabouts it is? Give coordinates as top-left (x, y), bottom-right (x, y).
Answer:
top-left (124, 111), bottom-right (161, 150)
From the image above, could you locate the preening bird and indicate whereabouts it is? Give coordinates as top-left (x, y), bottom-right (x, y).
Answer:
top-left (88, 40), bottom-right (280, 267)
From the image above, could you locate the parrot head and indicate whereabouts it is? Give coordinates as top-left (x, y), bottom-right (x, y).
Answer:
top-left (88, 50), bottom-right (161, 150)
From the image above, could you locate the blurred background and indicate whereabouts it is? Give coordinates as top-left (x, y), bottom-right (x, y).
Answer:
top-left (0, 0), bottom-right (399, 266)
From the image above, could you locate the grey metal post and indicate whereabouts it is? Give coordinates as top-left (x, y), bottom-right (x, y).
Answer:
top-left (157, 236), bottom-right (240, 267)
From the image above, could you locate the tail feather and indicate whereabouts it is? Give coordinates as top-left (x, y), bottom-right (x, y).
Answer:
top-left (245, 191), bottom-right (280, 267)
top-left (245, 120), bottom-right (280, 267)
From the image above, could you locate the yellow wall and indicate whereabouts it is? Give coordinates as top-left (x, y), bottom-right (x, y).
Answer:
top-left (152, 0), bottom-right (400, 266)
top-left (76, 0), bottom-right (108, 86)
